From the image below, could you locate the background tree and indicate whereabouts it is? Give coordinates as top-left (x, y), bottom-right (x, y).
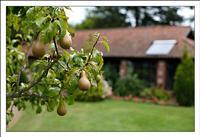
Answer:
top-left (75, 6), bottom-right (193, 29)
top-left (125, 7), bottom-right (184, 26)
top-left (75, 7), bottom-right (131, 29)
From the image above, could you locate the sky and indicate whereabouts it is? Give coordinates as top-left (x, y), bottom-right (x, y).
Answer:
top-left (66, 7), bottom-right (194, 28)
top-left (67, 7), bottom-right (94, 25)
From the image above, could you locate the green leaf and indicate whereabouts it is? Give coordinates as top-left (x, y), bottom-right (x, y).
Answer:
top-left (58, 60), bottom-right (67, 69)
top-left (15, 34), bottom-right (23, 40)
top-left (62, 50), bottom-right (70, 60)
top-left (40, 22), bottom-right (55, 43)
top-left (48, 87), bottom-right (60, 97)
top-left (67, 27), bottom-right (75, 37)
top-left (47, 98), bottom-right (58, 112)
top-left (35, 16), bottom-right (48, 27)
top-left (101, 41), bottom-right (110, 53)
top-left (72, 55), bottom-right (84, 67)
top-left (59, 20), bottom-right (68, 40)
top-left (26, 7), bottom-right (35, 16)
top-left (6, 114), bottom-right (12, 125)
top-left (67, 95), bottom-right (74, 105)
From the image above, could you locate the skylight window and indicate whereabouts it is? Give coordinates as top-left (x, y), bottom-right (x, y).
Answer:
top-left (146, 40), bottom-right (176, 55)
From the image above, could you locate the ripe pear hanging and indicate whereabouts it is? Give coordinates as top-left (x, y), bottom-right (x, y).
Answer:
top-left (57, 98), bottom-right (67, 116)
top-left (59, 31), bottom-right (72, 49)
top-left (78, 70), bottom-right (91, 91)
top-left (32, 40), bottom-right (46, 58)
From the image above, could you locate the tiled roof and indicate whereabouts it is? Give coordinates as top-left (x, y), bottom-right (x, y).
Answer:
top-left (72, 25), bottom-right (194, 58)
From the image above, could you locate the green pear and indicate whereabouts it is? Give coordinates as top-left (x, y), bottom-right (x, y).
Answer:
top-left (78, 70), bottom-right (91, 91)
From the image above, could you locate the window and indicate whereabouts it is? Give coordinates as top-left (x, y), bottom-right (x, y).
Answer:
top-left (146, 40), bottom-right (176, 55)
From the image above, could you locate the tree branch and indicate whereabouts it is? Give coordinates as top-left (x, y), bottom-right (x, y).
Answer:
top-left (21, 60), bottom-right (58, 92)
top-left (53, 37), bottom-right (60, 57)
top-left (7, 59), bottom-right (58, 99)
top-left (6, 91), bottom-right (56, 100)
top-left (85, 33), bottom-right (100, 66)
top-left (7, 34), bottom-right (101, 100)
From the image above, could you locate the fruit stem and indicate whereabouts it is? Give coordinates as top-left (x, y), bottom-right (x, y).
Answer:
top-left (81, 70), bottom-right (86, 78)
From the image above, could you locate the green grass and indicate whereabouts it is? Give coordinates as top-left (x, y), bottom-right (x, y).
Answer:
top-left (8, 99), bottom-right (194, 132)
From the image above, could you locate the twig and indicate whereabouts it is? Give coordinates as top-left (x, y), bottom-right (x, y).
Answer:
top-left (9, 103), bottom-right (15, 114)
top-left (53, 37), bottom-right (60, 57)
top-left (85, 33), bottom-right (100, 66)
top-left (20, 59), bottom-right (58, 93)
top-left (6, 92), bottom-right (56, 100)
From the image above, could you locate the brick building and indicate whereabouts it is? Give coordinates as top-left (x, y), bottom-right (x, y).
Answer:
top-left (72, 26), bottom-right (194, 89)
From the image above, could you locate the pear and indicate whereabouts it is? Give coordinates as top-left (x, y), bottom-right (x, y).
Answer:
top-left (59, 32), bottom-right (72, 49)
top-left (32, 40), bottom-right (45, 58)
top-left (78, 70), bottom-right (91, 91)
top-left (96, 74), bottom-right (102, 82)
top-left (57, 98), bottom-right (67, 116)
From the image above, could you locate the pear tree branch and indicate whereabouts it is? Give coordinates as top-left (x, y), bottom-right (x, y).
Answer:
top-left (6, 33), bottom-right (101, 100)
top-left (85, 33), bottom-right (100, 66)
top-left (53, 37), bottom-right (60, 57)
top-left (6, 59), bottom-right (58, 99)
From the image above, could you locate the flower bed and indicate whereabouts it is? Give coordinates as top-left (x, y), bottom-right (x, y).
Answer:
top-left (112, 95), bottom-right (177, 106)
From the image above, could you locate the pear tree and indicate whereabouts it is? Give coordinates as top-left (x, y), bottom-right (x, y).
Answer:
top-left (6, 6), bottom-right (110, 124)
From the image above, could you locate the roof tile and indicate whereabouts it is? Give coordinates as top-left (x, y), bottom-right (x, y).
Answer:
top-left (72, 25), bottom-right (194, 58)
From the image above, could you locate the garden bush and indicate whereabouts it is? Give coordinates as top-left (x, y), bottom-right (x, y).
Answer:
top-left (114, 68), bottom-right (146, 96)
top-left (173, 50), bottom-right (194, 106)
top-left (140, 87), bottom-right (170, 101)
top-left (103, 62), bottom-right (119, 87)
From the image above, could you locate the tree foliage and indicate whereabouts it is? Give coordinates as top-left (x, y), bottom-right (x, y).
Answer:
top-left (173, 49), bottom-right (194, 106)
top-left (75, 7), bottom-right (131, 29)
top-left (6, 6), bottom-right (110, 123)
top-left (75, 6), bottom-right (192, 29)
top-left (126, 6), bottom-right (184, 26)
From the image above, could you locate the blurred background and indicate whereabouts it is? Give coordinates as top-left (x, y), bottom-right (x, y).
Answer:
top-left (8, 6), bottom-right (195, 132)
top-left (68, 7), bottom-right (194, 28)
top-left (68, 6), bottom-right (194, 103)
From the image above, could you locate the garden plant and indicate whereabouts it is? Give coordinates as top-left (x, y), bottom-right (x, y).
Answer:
top-left (174, 49), bottom-right (194, 106)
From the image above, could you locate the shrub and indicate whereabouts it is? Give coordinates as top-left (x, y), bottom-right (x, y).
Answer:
top-left (103, 62), bottom-right (119, 87)
top-left (114, 70), bottom-right (146, 96)
top-left (173, 50), bottom-right (194, 106)
top-left (152, 88), bottom-right (170, 100)
top-left (140, 88), bottom-right (152, 99)
top-left (140, 87), bottom-right (170, 101)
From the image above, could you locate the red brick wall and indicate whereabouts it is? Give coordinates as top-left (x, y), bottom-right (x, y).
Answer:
top-left (156, 60), bottom-right (167, 89)
top-left (119, 60), bottom-right (128, 78)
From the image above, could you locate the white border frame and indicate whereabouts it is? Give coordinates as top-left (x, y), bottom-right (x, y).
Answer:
top-left (1, 1), bottom-right (200, 137)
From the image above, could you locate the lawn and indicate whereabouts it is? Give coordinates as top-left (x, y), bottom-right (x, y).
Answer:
top-left (8, 99), bottom-right (194, 132)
